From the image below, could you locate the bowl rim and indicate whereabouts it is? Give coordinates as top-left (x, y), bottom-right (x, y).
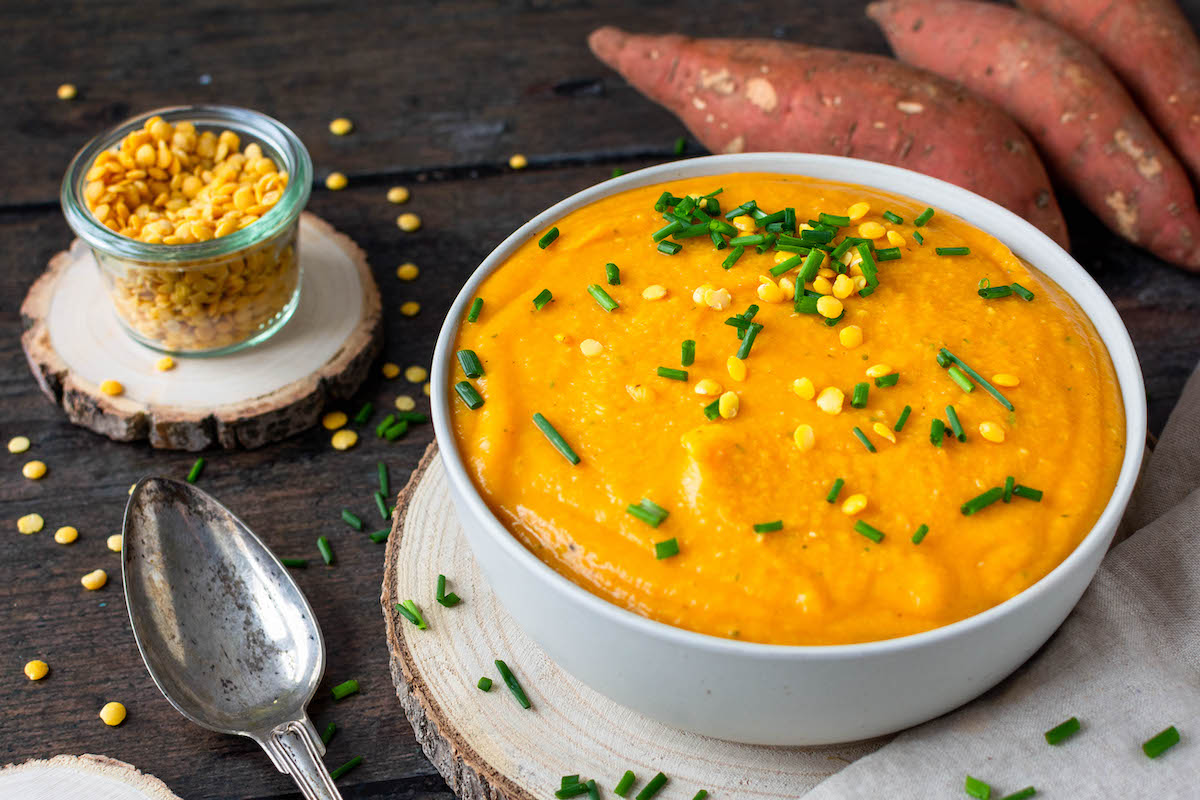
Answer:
top-left (431, 152), bottom-right (1147, 659)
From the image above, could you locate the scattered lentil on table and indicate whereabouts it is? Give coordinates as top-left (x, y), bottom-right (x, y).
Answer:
top-left (328, 117), bottom-right (354, 136)
top-left (56, 83), bottom-right (77, 100)
top-left (397, 212), bottom-right (421, 232)
top-left (396, 262), bottom-right (419, 280)
top-left (24, 660), bottom-right (49, 681)
top-left (99, 701), bottom-right (126, 726)
top-left (54, 526), bottom-right (78, 545)
top-left (387, 186), bottom-right (410, 204)
top-left (81, 569), bottom-right (108, 590)
top-left (325, 171), bottom-right (348, 190)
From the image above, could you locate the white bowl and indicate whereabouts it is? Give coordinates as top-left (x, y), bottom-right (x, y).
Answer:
top-left (430, 153), bottom-right (1146, 746)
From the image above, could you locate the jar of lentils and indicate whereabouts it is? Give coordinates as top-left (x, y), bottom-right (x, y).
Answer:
top-left (61, 106), bottom-right (312, 355)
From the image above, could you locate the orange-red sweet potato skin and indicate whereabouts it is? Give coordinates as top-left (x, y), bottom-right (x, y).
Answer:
top-left (587, 26), bottom-right (1070, 249)
top-left (1018, 0), bottom-right (1200, 184)
top-left (869, 0), bottom-right (1200, 270)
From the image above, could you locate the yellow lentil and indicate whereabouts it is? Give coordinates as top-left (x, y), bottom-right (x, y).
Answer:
top-left (381, 362), bottom-right (401, 379)
top-left (694, 378), bottom-right (723, 396)
top-left (396, 262), bottom-right (419, 281)
top-left (726, 356), bottom-right (747, 382)
top-left (325, 172), bottom-right (348, 190)
top-left (54, 526), bottom-right (78, 545)
top-left (580, 338), bottom-right (603, 357)
top-left (642, 285), bottom-right (668, 300)
top-left (979, 422), bottom-right (1006, 443)
top-left (816, 296), bottom-right (843, 319)
top-left (839, 325), bottom-right (864, 349)
top-left (387, 186), bottom-right (410, 204)
top-left (873, 422), bottom-right (897, 444)
top-left (865, 363), bottom-right (894, 378)
top-left (717, 391), bottom-right (740, 419)
top-left (757, 280), bottom-right (785, 303)
top-left (993, 373), bottom-right (1021, 387)
top-left (626, 384), bottom-right (654, 403)
top-left (394, 395), bottom-right (416, 411)
top-left (831, 274), bottom-right (854, 299)
top-left (509, 153), bottom-right (529, 169)
top-left (321, 411), bottom-right (348, 430)
top-left (400, 301), bottom-right (421, 317)
top-left (405, 365), bottom-right (428, 383)
top-left (100, 380), bottom-right (124, 397)
top-left (7, 436), bottom-right (31, 454)
top-left (733, 215), bottom-right (756, 232)
top-left (106, 534), bottom-right (123, 552)
top-left (24, 660), bottom-right (49, 680)
top-left (18, 514), bottom-right (44, 534)
top-left (57, 83), bottom-right (77, 100)
top-left (847, 201), bottom-right (870, 221)
top-left (816, 386), bottom-right (845, 415)
top-left (813, 276), bottom-right (834, 295)
top-left (155, 356), bottom-right (175, 372)
top-left (778, 276), bottom-right (795, 295)
top-left (331, 429), bottom-right (359, 450)
top-left (886, 229), bottom-right (906, 247)
top-left (397, 213), bottom-right (422, 232)
top-left (705, 287), bottom-right (732, 310)
top-left (99, 701), bottom-right (127, 726)
top-left (792, 377), bottom-right (816, 400)
top-left (422, 382), bottom-right (431, 396)
top-left (858, 221), bottom-right (886, 240)
top-left (22, 461), bottom-right (47, 480)
top-left (328, 117), bottom-right (354, 136)
top-left (793, 424), bottom-right (815, 451)
top-left (81, 569), bottom-right (108, 590)
top-left (817, 267), bottom-right (837, 280)
top-left (841, 493), bottom-right (868, 515)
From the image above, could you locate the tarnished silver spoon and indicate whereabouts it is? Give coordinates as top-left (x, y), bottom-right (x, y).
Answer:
top-left (122, 477), bottom-right (342, 800)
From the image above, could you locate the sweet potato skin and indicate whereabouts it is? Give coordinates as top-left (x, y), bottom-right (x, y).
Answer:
top-left (868, 0), bottom-right (1200, 270)
top-left (587, 26), bottom-right (1069, 249)
top-left (1018, 0), bottom-right (1200, 184)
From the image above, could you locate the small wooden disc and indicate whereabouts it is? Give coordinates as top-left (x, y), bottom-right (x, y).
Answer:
top-left (382, 444), bottom-right (886, 800)
top-left (0, 754), bottom-right (183, 800)
top-left (20, 212), bottom-right (382, 450)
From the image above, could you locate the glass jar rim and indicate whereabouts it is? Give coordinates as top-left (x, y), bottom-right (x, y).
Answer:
top-left (60, 104), bottom-right (312, 265)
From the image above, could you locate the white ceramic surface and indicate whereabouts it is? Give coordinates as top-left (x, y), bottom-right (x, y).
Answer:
top-left (430, 153), bottom-right (1147, 746)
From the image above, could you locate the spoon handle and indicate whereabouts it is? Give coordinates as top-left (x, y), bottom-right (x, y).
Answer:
top-left (262, 717), bottom-right (344, 800)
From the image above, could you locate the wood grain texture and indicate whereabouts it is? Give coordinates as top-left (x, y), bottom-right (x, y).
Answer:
top-left (0, 754), bottom-right (183, 800)
top-left (19, 213), bottom-right (382, 450)
top-left (1, 1), bottom-right (1199, 798)
top-left (382, 444), bottom-right (885, 800)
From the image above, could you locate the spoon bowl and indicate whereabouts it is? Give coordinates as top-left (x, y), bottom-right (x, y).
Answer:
top-left (123, 478), bottom-right (342, 799)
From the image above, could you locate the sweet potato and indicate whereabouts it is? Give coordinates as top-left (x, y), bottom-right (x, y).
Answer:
top-left (587, 26), bottom-right (1070, 248)
top-left (1018, 0), bottom-right (1200, 184)
top-left (868, 0), bottom-right (1200, 270)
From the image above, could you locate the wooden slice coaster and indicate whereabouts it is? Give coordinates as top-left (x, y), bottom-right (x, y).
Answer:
top-left (20, 212), bottom-right (382, 450)
top-left (0, 754), bottom-right (182, 800)
top-left (382, 444), bottom-right (888, 800)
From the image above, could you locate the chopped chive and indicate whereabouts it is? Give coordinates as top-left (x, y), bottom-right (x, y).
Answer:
top-left (721, 245), bottom-right (745, 269)
top-left (724, 200), bottom-right (756, 220)
top-left (729, 233), bottom-right (765, 246)
top-left (875, 372), bottom-right (900, 388)
top-left (1011, 282), bottom-right (1035, 301)
top-left (329, 756), bottom-right (363, 781)
top-left (978, 285), bottom-right (1013, 299)
top-left (369, 529), bottom-right (389, 543)
top-left (1013, 485), bottom-right (1044, 501)
top-left (673, 136), bottom-right (686, 155)
top-left (937, 246), bottom-right (970, 256)
top-left (627, 498), bottom-right (669, 527)
top-left (819, 212), bottom-right (851, 226)
top-left (1142, 725), bottom-right (1180, 758)
top-left (185, 457), bottom-right (205, 484)
top-left (317, 536), bottom-right (334, 565)
top-left (466, 297), bottom-right (483, 322)
top-left (532, 413), bottom-right (580, 465)
top-left (895, 405), bottom-right (912, 431)
top-left (830, 238), bottom-right (855, 260)
top-left (948, 365), bottom-right (975, 392)
top-left (353, 402), bottom-right (374, 425)
top-left (692, 792), bottom-right (709, 800)
top-left (437, 573), bottom-right (461, 607)
top-left (614, 771), bottom-right (637, 796)
top-left (635, 772), bottom-right (668, 800)
top-left (477, 676), bottom-right (492, 691)
top-left (376, 414), bottom-right (396, 437)
top-left (912, 230), bottom-right (925, 245)
top-left (538, 228), bottom-right (559, 249)
top-left (962, 487), bottom-right (1004, 516)
top-left (376, 462), bottom-right (390, 498)
top-left (931, 418), bottom-right (945, 447)
top-left (799, 228), bottom-right (834, 244)
top-left (857, 286), bottom-right (876, 298)
top-left (397, 599), bottom-right (428, 629)
top-left (654, 537), bottom-right (680, 559)
top-left (964, 775), bottom-right (991, 799)
top-left (783, 207), bottom-right (796, 232)
top-left (657, 366), bottom-right (688, 381)
top-left (911, 524), bottom-right (929, 544)
top-left (457, 349), bottom-right (484, 378)
top-left (533, 289), bottom-right (553, 310)
top-left (1003, 476), bottom-right (1015, 503)
top-left (657, 240), bottom-right (682, 255)
top-left (681, 340), bottom-right (696, 367)
top-left (914, 207), bottom-right (935, 226)
top-left (455, 381), bottom-right (484, 410)
top-left (587, 284), bottom-right (620, 312)
top-left (823, 308), bottom-right (844, 327)
top-left (495, 659), bottom-right (531, 709)
top-left (756, 209), bottom-right (786, 228)
top-left (736, 322), bottom-right (763, 359)
top-left (852, 426), bottom-right (877, 452)
top-left (851, 382), bottom-right (870, 408)
top-left (939, 349), bottom-right (1014, 411)
top-left (605, 262), bottom-right (621, 285)
top-left (394, 410), bottom-right (428, 424)
top-left (798, 248), bottom-right (825, 282)
top-left (854, 520), bottom-right (884, 543)
top-left (672, 222), bottom-right (711, 240)
top-left (374, 491), bottom-right (389, 521)
top-left (341, 509), bottom-right (363, 530)
top-left (611, 168), bottom-right (625, 178)
top-left (794, 294), bottom-right (820, 314)
top-left (753, 520), bottom-right (783, 533)
top-left (826, 478), bottom-right (845, 503)
top-left (882, 210), bottom-right (903, 224)
top-left (703, 398), bottom-right (720, 420)
top-left (874, 247), bottom-right (902, 261)
top-left (384, 420), bottom-right (409, 441)
top-left (770, 253), bottom-right (805, 276)
top-left (997, 787), bottom-right (1037, 800)
top-left (1044, 716), bottom-right (1080, 745)
top-left (708, 230), bottom-right (725, 249)
top-left (946, 405), bottom-right (966, 441)
top-left (331, 679), bottom-right (359, 700)
top-left (321, 722), bottom-right (336, 745)
top-left (654, 191), bottom-right (675, 213)
top-left (281, 558), bottom-right (308, 568)
top-left (857, 243), bottom-right (879, 287)
top-left (652, 220), bottom-right (683, 242)
top-left (586, 780), bottom-right (601, 800)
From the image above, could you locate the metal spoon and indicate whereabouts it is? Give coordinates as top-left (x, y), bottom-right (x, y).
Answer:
top-left (122, 477), bottom-right (343, 800)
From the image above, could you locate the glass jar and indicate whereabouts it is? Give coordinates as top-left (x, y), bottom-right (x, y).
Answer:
top-left (61, 105), bottom-right (312, 356)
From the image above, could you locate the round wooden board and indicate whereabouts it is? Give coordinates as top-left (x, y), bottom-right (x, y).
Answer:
top-left (0, 754), bottom-right (183, 800)
top-left (381, 444), bottom-right (888, 800)
top-left (19, 212), bottom-right (382, 450)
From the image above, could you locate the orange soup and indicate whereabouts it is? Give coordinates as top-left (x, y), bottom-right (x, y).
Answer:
top-left (449, 173), bottom-right (1124, 646)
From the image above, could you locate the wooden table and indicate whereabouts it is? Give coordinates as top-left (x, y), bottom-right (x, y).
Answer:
top-left (3, 3), bottom-right (1199, 798)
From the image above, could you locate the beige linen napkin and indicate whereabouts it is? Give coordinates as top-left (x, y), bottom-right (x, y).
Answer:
top-left (805, 368), bottom-right (1200, 798)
